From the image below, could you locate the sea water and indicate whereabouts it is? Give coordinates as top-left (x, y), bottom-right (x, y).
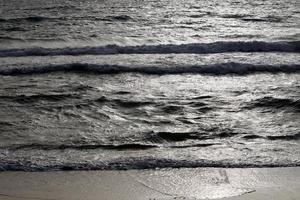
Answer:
top-left (0, 0), bottom-right (299, 171)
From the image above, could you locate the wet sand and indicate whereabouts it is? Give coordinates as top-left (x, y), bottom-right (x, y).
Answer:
top-left (0, 167), bottom-right (299, 200)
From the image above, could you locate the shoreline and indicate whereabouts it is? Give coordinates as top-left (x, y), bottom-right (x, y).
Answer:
top-left (0, 167), bottom-right (299, 200)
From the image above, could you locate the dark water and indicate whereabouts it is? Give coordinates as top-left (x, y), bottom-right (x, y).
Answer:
top-left (0, 0), bottom-right (299, 171)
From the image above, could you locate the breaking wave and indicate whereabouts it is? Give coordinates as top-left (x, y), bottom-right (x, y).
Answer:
top-left (0, 41), bottom-right (299, 57)
top-left (1, 62), bottom-right (299, 76)
top-left (1, 157), bottom-right (299, 171)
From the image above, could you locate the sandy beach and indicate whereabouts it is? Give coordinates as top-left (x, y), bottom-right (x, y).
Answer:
top-left (0, 167), bottom-right (299, 200)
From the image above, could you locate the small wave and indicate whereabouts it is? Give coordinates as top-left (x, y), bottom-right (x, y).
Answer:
top-left (161, 105), bottom-right (185, 114)
top-left (150, 131), bottom-right (200, 142)
top-left (249, 97), bottom-right (300, 110)
top-left (7, 143), bottom-right (157, 151)
top-left (0, 63), bottom-right (299, 76)
top-left (241, 16), bottom-right (283, 23)
top-left (0, 41), bottom-right (299, 57)
top-left (146, 129), bottom-right (238, 143)
top-left (0, 15), bottom-right (131, 24)
top-left (242, 134), bottom-right (264, 140)
top-left (0, 36), bottom-right (25, 41)
top-left (242, 133), bottom-right (300, 141)
top-left (3, 27), bottom-right (28, 32)
top-left (90, 96), bottom-right (153, 108)
top-left (220, 14), bottom-right (253, 19)
top-left (0, 93), bottom-right (78, 103)
top-left (24, 16), bottom-right (49, 22)
top-left (106, 15), bottom-right (133, 21)
top-left (170, 143), bottom-right (219, 148)
top-left (3, 141), bottom-right (221, 151)
top-left (0, 37), bottom-right (67, 43)
top-left (220, 14), bottom-right (283, 22)
top-left (0, 16), bottom-right (51, 23)
top-left (267, 133), bottom-right (300, 141)
top-left (113, 99), bottom-right (153, 108)
top-left (0, 121), bottom-right (14, 127)
top-left (191, 95), bottom-right (213, 100)
top-left (188, 14), bottom-right (207, 18)
top-left (22, 5), bottom-right (76, 11)
top-left (114, 91), bottom-right (132, 95)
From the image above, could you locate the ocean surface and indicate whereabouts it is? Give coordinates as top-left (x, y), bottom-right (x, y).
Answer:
top-left (0, 0), bottom-right (299, 171)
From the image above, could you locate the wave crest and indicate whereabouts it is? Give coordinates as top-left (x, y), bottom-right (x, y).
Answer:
top-left (0, 41), bottom-right (299, 57)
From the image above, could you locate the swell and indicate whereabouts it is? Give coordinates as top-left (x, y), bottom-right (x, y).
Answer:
top-left (0, 41), bottom-right (299, 57)
top-left (0, 63), bottom-right (299, 76)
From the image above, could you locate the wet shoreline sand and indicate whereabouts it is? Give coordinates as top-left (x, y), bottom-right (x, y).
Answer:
top-left (0, 167), bottom-right (299, 200)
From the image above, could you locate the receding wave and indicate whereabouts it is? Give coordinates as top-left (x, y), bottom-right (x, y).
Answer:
top-left (0, 41), bottom-right (299, 57)
top-left (0, 62), bottom-right (299, 76)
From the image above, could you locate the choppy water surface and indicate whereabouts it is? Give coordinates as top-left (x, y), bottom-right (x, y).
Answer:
top-left (0, 0), bottom-right (299, 48)
top-left (0, 0), bottom-right (299, 171)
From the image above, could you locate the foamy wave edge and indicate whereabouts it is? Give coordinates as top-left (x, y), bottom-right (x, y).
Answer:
top-left (0, 41), bottom-right (299, 57)
top-left (1, 157), bottom-right (299, 171)
top-left (1, 62), bottom-right (299, 75)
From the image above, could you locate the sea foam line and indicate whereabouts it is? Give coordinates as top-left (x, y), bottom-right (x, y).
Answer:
top-left (0, 157), bottom-right (299, 171)
top-left (0, 41), bottom-right (299, 57)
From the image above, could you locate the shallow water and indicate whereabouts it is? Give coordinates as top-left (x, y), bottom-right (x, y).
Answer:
top-left (0, 0), bottom-right (299, 171)
top-left (0, 72), bottom-right (299, 170)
